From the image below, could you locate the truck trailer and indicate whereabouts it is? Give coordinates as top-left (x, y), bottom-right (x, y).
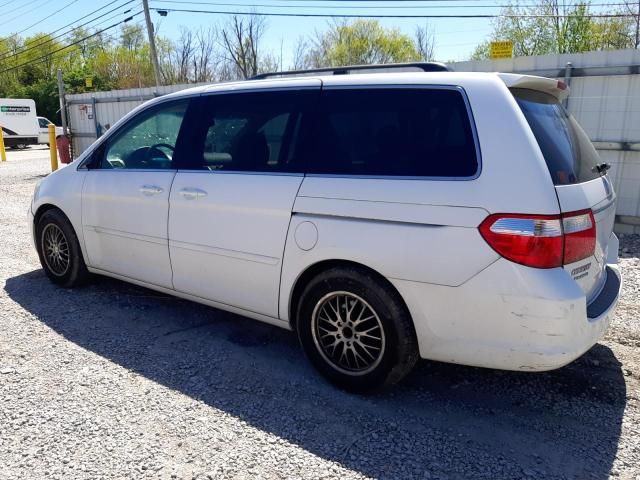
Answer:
top-left (0, 99), bottom-right (39, 149)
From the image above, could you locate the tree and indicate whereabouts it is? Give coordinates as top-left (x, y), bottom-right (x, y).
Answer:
top-left (471, 0), bottom-right (635, 59)
top-left (415, 24), bottom-right (437, 61)
top-left (164, 27), bottom-right (194, 84)
top-left (219, 14), bottom-right (266, 79)
top-left (305, 20), bottom-right (421, 67)
top-left (192, 27), bottom-right (218, 82)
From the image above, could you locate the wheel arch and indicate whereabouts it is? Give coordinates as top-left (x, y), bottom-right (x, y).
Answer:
top-left (33, 203), bottom-right (88, 264)
top-left (34, 203), bottom-right (66, 227)
top-left (287, 259), bottom-right (414, 334)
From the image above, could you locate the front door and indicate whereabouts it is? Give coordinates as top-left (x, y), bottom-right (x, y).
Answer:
top-left (168, 85), bottom-right (319, 318)
top-left (82, 100), bottom-right (190, 288)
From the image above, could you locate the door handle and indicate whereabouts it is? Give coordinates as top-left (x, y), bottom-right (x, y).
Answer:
top-left (178, 187), bottom-right (208, 200)
top-left (139, 185), bottom-right (164, 196)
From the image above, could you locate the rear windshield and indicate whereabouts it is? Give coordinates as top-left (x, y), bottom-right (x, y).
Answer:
top-left (511, 88), bottom-right (601, 185)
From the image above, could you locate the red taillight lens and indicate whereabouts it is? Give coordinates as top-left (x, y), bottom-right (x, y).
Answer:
top-left (479, 214), bottom-right (563, 268)
top-left (562, 209), bottom-right (596, 264)
top-left (479, 210), bottom-right (596, 269)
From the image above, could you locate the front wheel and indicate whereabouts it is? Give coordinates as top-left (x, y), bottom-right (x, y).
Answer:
top-left (297, 266), bottom-right (418, 392)
top-left (36, 209), bottom-right (89, 288)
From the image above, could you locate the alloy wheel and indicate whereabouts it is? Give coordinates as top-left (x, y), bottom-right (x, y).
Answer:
top-left (311, 291), bottom-right (386, 376)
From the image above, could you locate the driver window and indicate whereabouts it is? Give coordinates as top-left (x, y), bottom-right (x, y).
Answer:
top-left (100, 101), bottom-right (188, 170)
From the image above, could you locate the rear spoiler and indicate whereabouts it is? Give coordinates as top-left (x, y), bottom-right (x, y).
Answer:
top-left (497, 73), bottom-right (570, 100)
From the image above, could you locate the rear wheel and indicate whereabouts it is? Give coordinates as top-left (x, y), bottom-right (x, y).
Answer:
top-left (296, 266), bottom-right (418, 392)
top-left (36, 209), bottom-right (89, 287)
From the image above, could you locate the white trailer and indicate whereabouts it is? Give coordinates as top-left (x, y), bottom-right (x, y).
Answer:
top-left (0, 99), bottom-right (39, 149)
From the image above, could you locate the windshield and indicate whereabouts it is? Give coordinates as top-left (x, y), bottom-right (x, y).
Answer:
top-left (511, 88), bottom-right (601, 185)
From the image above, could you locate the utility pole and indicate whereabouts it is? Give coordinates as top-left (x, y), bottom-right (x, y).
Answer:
top-left (636, 0), bottom-right (639, 49)
top-left (56, 69), bottom-right (68, 137)
top-left (142, 0), bottom-right (162, 86)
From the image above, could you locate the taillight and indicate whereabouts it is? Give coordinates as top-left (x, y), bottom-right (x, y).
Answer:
top-left (562, 209), bottom-right (596, 264)
top-left (479, 210), bottom-right (595, 269)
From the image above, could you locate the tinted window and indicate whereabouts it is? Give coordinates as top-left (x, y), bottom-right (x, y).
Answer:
top-left (97, 100), bottom-right (189, 169)
top-left (186, 90), bottom-right (315, 172)
top-left (306, 88), bottom-right (478, 177)
top-left (512, 88), bottom-right (600, 185)
top-left (38, 118), bottom-right (50, 128)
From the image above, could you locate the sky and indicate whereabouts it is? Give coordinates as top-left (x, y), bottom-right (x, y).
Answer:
top-left (2, 0), bottom-right (621, 69)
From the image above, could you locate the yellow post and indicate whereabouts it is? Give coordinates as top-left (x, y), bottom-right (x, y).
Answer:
top-left (0, 126), bottom-right (6, 162)
top-left (48, 124), bottom-right (58, 172)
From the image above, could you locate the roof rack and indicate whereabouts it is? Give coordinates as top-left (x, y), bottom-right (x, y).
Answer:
top-left (251, 62), bottom-right (450, 80)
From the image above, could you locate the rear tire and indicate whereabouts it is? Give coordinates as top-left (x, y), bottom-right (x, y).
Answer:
top-left (296, 266), bottom-right (418, 392)
top-left (36, 209), bottom-right (90, 288)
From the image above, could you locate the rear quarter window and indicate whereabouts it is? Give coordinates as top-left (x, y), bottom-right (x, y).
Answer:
top-left (306, 88), bottom-right (479, 178)
top-left (511, 88), bottom-right (601, 185)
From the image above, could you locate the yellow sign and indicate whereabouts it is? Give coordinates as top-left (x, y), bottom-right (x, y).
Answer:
top-left (85, 77), bottom-right (93, 88)
top-left (490, 41), bottom-right (513, 59)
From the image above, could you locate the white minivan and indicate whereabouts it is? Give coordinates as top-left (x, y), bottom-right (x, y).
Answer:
top-left (29, 64), bottom-right (622, 391)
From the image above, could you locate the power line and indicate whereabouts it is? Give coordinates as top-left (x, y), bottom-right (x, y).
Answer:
top-left (0, 9), bottom-right (134, 64)
top-left (0, 12), bottom-right (141, 75)
top-left (0, 0), bottom-right (20, 9)
top-left (14, 0), bottom-right (82, 36)
top-left (152, 6), bottom-right (639, 17)
top-left (153, 0), bottom-right (631, 7)
top-left (3, 0), bottom-right (52, 26)
top-left (0, 0), bottom-right (136, 62)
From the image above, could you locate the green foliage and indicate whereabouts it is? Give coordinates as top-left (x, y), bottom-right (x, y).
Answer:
top-left (308, 20), bottom-right (421, 67)
top-left (0, 25), bottom-right (155, 122)
top-left (472, 0), bottom-right (636, 59)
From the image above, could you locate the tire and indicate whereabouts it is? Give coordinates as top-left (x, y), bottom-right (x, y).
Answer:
top-left (16, 144), bottom-right (27, 150)
top-left (36, 209), bottom-right (89, 288)
top-left (296, 266), bottom-right (419, 392)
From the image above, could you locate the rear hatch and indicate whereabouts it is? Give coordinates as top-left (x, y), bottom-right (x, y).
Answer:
top-left (508, 80), bottom-right (616, 303)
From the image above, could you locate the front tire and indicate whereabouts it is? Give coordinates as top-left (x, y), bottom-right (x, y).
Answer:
top-left (297, 266), bottom-right (418, 392)
top-left (36, 209), bottom-right (89, 288)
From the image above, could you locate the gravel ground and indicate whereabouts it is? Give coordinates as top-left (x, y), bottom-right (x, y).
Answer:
top-left (1, 148), bottom-right (639, 480)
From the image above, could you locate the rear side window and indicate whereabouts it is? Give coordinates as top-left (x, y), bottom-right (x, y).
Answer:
top-left (306, 88), bottom-right (478, 178)
top-left (185, 90), bottom-right (317, 173)
top-left (512, 88), bottom-right (601, 185)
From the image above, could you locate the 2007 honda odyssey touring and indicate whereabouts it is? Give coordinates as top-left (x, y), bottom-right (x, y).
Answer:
top-left (30, 63), bottom-right (622, 391)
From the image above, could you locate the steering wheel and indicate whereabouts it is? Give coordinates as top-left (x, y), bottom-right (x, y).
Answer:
top-left (146, 143), bottom-right (175, 161)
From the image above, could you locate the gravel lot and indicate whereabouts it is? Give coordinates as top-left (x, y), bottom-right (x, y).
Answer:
top-left (1, 148), bottom-right (639, 480)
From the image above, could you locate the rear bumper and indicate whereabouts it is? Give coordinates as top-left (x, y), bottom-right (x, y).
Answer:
top-left (391, 259), bottom-right (621, 372)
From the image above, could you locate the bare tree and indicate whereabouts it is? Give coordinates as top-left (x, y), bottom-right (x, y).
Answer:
top-left (193, 26), bottom-right (218, 82)
top-left (291, 37), bottom-right (311, 70)
top-left (622, 0), bottom-right (640, 48)
top-left (169, 27), bottom-right (194, 83)
top-left (219, 14), bottom-right (266, 79)
top-left (415, 24), bottom-right (436, 61)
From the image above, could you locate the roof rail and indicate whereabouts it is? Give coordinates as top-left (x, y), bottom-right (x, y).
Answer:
top-left (251, 62), bottom-right (450, 80)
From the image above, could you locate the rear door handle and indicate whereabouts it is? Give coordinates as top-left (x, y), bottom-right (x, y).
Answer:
top-left (178, 187), bottom-right (208, 200)
top-left (139, 185), bottom-right (164, 196)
